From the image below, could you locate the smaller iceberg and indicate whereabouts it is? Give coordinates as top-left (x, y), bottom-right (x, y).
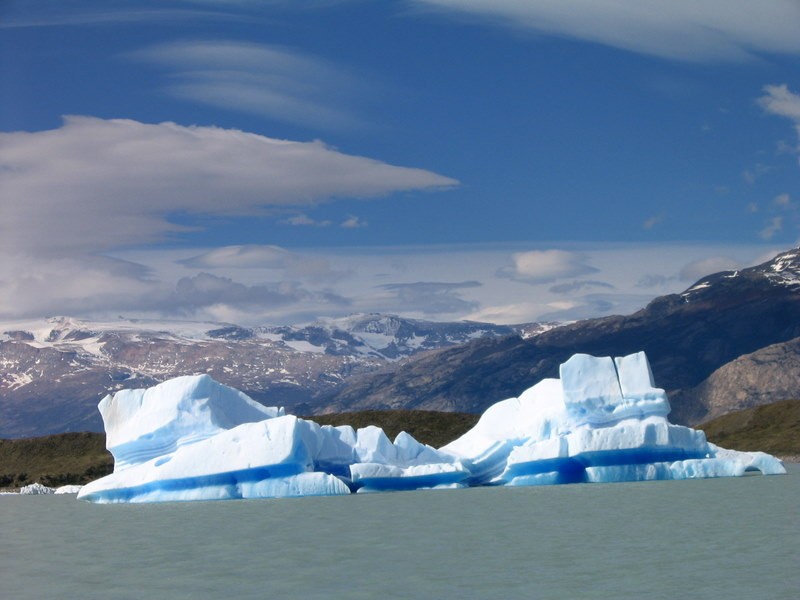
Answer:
top-left (78, 351), bottom-right (785, 504)
top-left (19, 483), bottom-right (55, 495)
top-left (440, 352), bottom-right (785, 486)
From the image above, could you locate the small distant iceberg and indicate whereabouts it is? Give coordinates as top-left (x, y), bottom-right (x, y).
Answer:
top-left (77, 352), bottom-right (785, 504)
top-left (9, 483), bottom-right (83, 495)
top-left (20, 483), bottom-right (55, 495)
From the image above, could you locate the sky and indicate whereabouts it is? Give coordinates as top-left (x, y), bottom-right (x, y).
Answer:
top-left (1, 0), bottom-right (799, 326)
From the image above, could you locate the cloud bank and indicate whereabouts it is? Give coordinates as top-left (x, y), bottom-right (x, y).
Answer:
top-left (0, 117), bottom-right (456, 319)
top-left (0, 116), bottom-right (456, 256)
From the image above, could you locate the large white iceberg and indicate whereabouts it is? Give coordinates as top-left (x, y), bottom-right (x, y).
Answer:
top-left (78, 351), bottom-right (785, 503)
top-left (78, 375), bottom-right (464, 503)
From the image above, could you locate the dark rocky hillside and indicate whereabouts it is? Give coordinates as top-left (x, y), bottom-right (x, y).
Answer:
top-left (321, 248), bottom-right (800, 425)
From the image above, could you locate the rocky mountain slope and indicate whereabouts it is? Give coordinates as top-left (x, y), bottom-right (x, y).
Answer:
top-left (321, 247), bottom-right (800, 425)
top-left (3, 247), bottom-right (799, 437)
top-left (0, 314), bottom-right (549, 437)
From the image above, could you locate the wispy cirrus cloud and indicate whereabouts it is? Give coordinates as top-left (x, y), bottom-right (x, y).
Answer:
top-left (412, 0), bottom-right (800, 63)
top-left (128, 40), bottom-right (370, 130)
top-left (0, 0), bottom-right (255, 29)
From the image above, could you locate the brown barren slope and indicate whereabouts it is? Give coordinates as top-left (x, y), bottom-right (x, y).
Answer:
top-left (697, 399), bottom-right (800, 457)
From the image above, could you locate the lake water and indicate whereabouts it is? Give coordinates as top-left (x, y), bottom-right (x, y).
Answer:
top-left (2, 466), bottom-right (798, 599)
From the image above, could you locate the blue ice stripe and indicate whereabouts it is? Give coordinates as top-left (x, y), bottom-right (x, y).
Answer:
top-left (82, 463), bottom-right (307, 503)
top-left (356, 471), bottom-right (468, 492)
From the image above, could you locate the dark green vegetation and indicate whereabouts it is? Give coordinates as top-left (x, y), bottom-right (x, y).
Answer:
top-left (0, 432), bottom-right (112, 489)
top-left (698, 399), bottom-right (800, 456)
top-left (311, 410), bottom-right (480, 449)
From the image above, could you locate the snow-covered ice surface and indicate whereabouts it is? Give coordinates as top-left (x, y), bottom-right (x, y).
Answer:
top-left (77, 351), bottom-right (785, 503)
top-left (20, 483), bottom-right (55, 495)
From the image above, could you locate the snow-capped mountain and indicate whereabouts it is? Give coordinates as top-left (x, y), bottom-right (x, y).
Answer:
top-left (321, 247), bottom-right (800, 425)
top-left (0, 314), bottom-right (551, 437)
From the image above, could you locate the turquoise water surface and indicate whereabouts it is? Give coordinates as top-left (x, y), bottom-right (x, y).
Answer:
top-left (1, 465), bottom-right (797, 599)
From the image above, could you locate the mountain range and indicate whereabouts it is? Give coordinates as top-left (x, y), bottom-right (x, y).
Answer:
top-left (0, 313), bottom-right (552, 437)
top-left (320, 247), bottom-right (800, 426)
top-left (2, 246), bottom-right (799, 438)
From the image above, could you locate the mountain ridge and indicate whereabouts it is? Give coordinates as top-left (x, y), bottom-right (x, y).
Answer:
top-left (320, 247), bottom-right (800, 425)
top-left (2, 247), bottom-right (799, 436)
top-left (0, 313), bottom-right (550, 437)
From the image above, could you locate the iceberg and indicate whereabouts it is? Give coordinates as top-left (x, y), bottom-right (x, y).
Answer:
top-left (77, 351), bottom-right (785, 504)
top-left (78, 377), bottom-right (464, 503)
top-left (19, 482), bottom-right (55, 495)
top-left (440, 352), bottom-right (785, 486)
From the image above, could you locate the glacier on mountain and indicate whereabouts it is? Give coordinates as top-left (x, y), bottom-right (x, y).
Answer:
top-left (77, 352), bottom-right (785, 503)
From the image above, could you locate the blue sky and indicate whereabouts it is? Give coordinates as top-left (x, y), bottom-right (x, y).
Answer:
top-left (1, 1), bottom-right (799, 325)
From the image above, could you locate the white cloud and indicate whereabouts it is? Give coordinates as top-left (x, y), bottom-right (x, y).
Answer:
top-left (413, 0), bottom-right (800, 63)
top-left (759, 216), bottom-right (783, 241)
top-left (280, 214), bottom-right (333, 227)
top-left (465, 302), bottom-right (551, 325)
top-left (128, 40), bottom-right (369, 130)
top-left (181, 245), bottom-right (291, 269)
top-left (497, 250), bottom-right (598, 284)
top-left (341, 215), bottom-right (368, 228)
top-left (375, 281), bottom-right (482, 315)
top-left (0, 238), bottom-right (782, 325)
top-left (181, 245), bottom-right (344, 281)
top-left (741, 163), bottom-right (772, 184)
top-left (642, 215), bottom-right (662, 230)
top-left (169, 272), bottom-right (349, 316)
top-left (549, 280), bottom-right (615, 295)
top-left (0, 116), bottom-right (456, 257)
top-left (758, 84), bottom-right (800, 162)
top-left (758, 84), bottom-right (800, 121)
top-left (773, 193), bottom-right (792, 208)
top-left (0, 116), bottom-right (455, 320)
top-left (0, 254), bottom-right (161, 319)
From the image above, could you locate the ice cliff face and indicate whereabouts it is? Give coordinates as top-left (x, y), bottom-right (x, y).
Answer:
top-left (77, 351), bottom-right (785, 504)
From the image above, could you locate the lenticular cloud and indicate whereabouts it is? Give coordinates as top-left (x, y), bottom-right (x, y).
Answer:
top-left (78, 351), bottom-right (785, 503)
top-left (0, 116), bottom-right (458, 256)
